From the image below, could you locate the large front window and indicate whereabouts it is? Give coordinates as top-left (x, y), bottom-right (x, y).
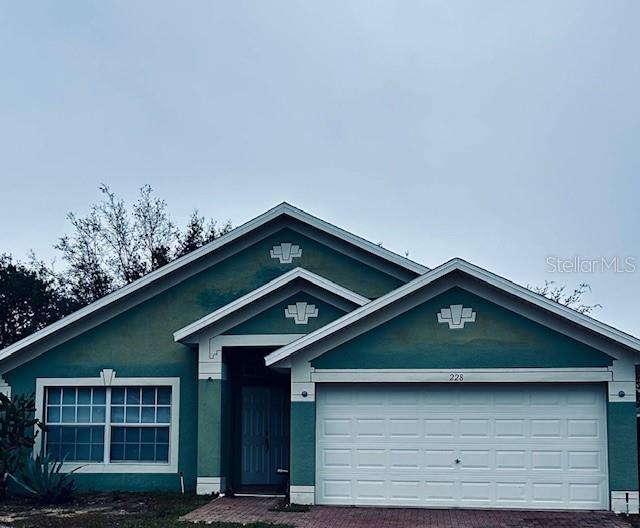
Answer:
top-left (44, 385), bottom-right (172, 464)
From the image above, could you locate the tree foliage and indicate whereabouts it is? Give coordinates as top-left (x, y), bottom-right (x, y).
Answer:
top-left (54, 184), bottom-right (232, 306)
top-left (527, 280), bottom-right (601, 315)
top-left (0, 185), bottom-right (231, 348)
top-left (175, 211), bottom-right (232, 258)
top-left (0, 255), bottom-right (76, 350)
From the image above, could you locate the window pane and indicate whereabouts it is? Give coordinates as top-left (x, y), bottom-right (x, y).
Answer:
top-left (125, 427), bottom-right (140, 443)
top-left (77, 388), bottom-right (92, 404)
top-left (61, 406), bottom-right (76, 422)
top-left (77, 406), bottom-right (91, 423)
top-left (125, 444), bottom-right (140, 460)
top-left (90, 444), bottom-right (104, 462)
top-left (157, 427), bottom-right (169, 444)
top-left (48, 443), bottom-right (62, 460)
top-left (76, 427), bottom-right (91, 443)
top-left (110, 426), bottom-right (169, 463)
top-left (110, 443), bottom-right (124, 461)
top-left (111, 406), bottom-right (124, 423)
top-left (142, 388), bottom-right (155, 405)
top-left (48, 388), bottom-right (61, 405)
top-left (141, 407), bottom-right (155, 423)
top-left (156, 407), bottom-right (170, 423)
top-left (92, 406), bottom-right (105, 423)
top-left (47, 406), bottom-right (61, 423)
top-left (44, 388), bottom-right (107, 463)
top-left (91, 427), bottom-right (104, 443)
top-left (111, 427), bottom-right (125, 442)
top-left (111, 388), bottom-right (125, 404)
top-left (140, 427), bottom-right (155, 443)
top-left (156, 444), bottom-right (169, 462)
top-left (47, 425), bottom-right (62, 443)
top-left (60, 444), bottom-right (75, 459)
top-left (46, 426), bottom-right (104, 462)
top-left (125, 407), bottom-right (140, 423)
top-left (93, 388), bottom-right (106, 404)
top-left (157, 387), bottom-right (171, 405)
top-left (140, 444), bottom-right (155, 461)
top-left (76, 444), bottom-right (90, 461)
top-left (49, 387), bottom-right (105, 425)
top-left (126, 388), bottom-right (141, 405)
top-left (46, 385), bottom-right (173, 465)
top-left (61, 426), bottom-right (75, 443)
top-left (62, 388), bottom-right (76, 404)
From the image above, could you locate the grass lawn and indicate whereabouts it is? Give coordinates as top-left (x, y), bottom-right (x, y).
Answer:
top-left (0, 493), bottom-right (292, 528)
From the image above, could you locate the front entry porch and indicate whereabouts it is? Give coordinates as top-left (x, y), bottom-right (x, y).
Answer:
top-left (227, 347), bottom-right (290, 494)
top-left (196, 344), bottom-right (291, 495)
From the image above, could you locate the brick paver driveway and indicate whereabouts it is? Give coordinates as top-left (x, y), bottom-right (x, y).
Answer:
top-left (182, 496), bottom-right (632, 527)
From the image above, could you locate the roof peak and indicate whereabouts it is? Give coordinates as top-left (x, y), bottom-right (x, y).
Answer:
top-left (0, 202), bottom-right (427, 365)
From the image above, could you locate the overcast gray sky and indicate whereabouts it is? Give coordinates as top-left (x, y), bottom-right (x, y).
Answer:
top-left (0, 1), bottom-right (638, 337)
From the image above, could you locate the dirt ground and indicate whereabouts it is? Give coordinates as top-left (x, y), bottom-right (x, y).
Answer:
top-left (0, 493), bottom-right (220, 528)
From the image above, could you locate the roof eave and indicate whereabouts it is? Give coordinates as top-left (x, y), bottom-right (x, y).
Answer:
top-left (173, 267), bottom-right (370, 343)
top-left (265, 257), bottom-right (640, 367)
top-left (0, 202), bottom-right (425, 364)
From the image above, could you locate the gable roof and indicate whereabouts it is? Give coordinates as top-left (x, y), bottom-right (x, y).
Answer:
top-left (0, 202), bottom-right (426, 367)
top-left (265, 257), bottom-right (640, 366)
top-left (173, 267), bottom-right (370, 343)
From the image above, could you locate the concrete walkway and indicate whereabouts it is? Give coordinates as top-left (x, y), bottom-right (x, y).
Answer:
top-left (182, 496), bottom-right (633, 527)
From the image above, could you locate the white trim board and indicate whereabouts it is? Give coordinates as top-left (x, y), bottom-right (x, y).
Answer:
top-left (174, 267), bottom-right (369, 343)
top-left (199, 334), bottom-right (304, 380)
top-left (266, 258), bottom-right (640, 367)
top-left (0, 202), bottom-right (427, 369)
top-left (310, 367), bottom-right (613, 383)
top-left (34, 370), bottom-right (180, 474)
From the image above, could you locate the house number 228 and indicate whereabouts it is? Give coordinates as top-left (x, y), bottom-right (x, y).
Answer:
top-left (449, 373), bottom-right (464, 381)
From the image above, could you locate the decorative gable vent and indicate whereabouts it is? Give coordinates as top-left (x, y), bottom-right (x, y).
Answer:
top-left (270, 243), bottom-right (302, 263)
top-left (437, 304), bottom-right (476, 329)
top-left (285, 302), bottom-right (319, 325)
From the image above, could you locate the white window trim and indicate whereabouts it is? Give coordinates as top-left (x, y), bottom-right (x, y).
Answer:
top-left (34, 370), bottom-right (180, 474)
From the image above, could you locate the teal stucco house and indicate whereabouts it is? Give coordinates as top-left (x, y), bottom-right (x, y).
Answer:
top-left (0, 203), bottom-right (638, 513)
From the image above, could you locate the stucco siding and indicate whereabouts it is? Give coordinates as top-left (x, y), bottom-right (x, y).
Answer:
top-left (224, 292), bottom-right (348, 335)
top-left (312, 287), bottom-right (614, 369)
top-left (607, 402), bottom-right (639, 491)
top-left (290, 401), bottom-right (315, 487)
top-left (3, 225), bottom-right (402, 491)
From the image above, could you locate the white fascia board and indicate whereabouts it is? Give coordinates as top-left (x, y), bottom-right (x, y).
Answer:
top-left (0, 202), bottom-right (425, 365)
top-left (174, 267), bottom-right (370, 343)
top-left (265, 257), bottom-right (640, 366)
top-left (279, 203), bottom-right (429, 275)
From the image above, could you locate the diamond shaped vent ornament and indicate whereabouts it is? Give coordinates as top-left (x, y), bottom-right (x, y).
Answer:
top-left (437, 304), bottom-right (476, 329)
top-left (285, 302), bottom-right (319, 325)
top-left (270, 243), bottom-right (302, 264)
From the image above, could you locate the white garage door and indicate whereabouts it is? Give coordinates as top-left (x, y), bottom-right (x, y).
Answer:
top-left (316, 383), bottom-right (608, 509)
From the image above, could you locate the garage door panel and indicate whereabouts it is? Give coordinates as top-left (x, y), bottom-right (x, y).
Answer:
top-left (568, 450), bottom-right (602, 471)
top-left (316, 384), bottom-right (608, 509)
top-left (496, 450), bottom-right (527, 469)
top-left (568, 419), bottom-right (600, 438)
top-left (321, 418), bottom-right (351, 437)
top-left (425, 418), bottom-right (455, 437)
top-left (459, 419), bottom-right (491, 438)
top-left (319, 446), bottom-right (606, 474)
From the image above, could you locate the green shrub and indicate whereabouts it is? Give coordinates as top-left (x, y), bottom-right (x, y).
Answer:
top-left (0, 391), bottom-right (42, 497)
top-left (9, 453), bottom-right (78, 503)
